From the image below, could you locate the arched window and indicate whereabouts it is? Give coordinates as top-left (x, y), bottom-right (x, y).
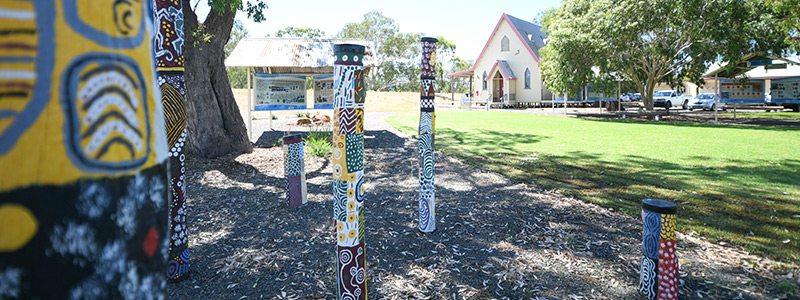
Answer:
top-left (482, 71), bottom-right (488, 90)
top-left (524, 68), bottom-right (531, 89)
top-left (501, 36), bottom-right (510, 52)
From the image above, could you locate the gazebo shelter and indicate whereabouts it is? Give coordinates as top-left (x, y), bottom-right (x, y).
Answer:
top-left (225, 38), bottom-right (376, 137)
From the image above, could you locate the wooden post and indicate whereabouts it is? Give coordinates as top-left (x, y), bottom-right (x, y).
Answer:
top-left (0, 1), bottom-right (169, 297)
top-left (332, 44), bottom-right (367, 300)
top-left (639, 199), bottom-right (678, 300)
top-left (283, 134), bottom-right (306, 208)
top-left (419, 37), bottom-right (438, 233)
top-left (154, 0), bottom-right (190, 281)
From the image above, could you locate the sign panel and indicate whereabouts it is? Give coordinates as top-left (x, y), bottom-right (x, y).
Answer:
top-left (460, 96), bottom-right (471, 110)
top-left (770, 77), bottom-right (800, 104)
top-left (313, 75), bottom-right (334, 109)
top-left (720, 79), bottom-right (765, 104)
top-left (254, 74), bottom-right (307, 110)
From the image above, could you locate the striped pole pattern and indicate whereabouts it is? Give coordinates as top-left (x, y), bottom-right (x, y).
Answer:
top-left (0, 1), bottom-right (169, 298)
top-left (639, 199), bottom-right (678, 300)
top-left (418, 37), bottom-right (438, 233)
top-left (283, 133), bottom-right (307, 208)
top-left (153, 0), bottom-right (190, 281)
top-left (332, 43), bottom-right (367, 300)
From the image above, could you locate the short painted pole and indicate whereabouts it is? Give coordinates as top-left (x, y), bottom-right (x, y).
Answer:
top-left (418, 37), bottom-right (438, 233)
top-left (332, 44), bottom-right (367, 300)
top-left (283, 134), bottom-right (307, 208)
top-left (639, 199), bottom-right (678, 300)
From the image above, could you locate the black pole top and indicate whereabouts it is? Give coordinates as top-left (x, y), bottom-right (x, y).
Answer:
top-left (333, 44), bottom-right (365, 54)
top-left (642, 198), bottom-right (677, 214)
top-left (421, 37), bottom-right (438, 43)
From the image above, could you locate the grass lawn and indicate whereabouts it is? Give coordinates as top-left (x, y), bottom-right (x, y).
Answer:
top-left (387, 111), bottom-right (800, 263)
top-left (719, 112), bottom-right (800, 119)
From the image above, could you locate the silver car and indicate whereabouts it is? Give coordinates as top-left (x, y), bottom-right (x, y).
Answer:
top-left (688, 93), bottom-right (717, 111)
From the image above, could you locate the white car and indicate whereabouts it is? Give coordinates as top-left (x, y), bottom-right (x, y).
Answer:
top-left (652, 90), bottom-right (692, 110)
top-left (687, 93), bottom-right (718, 111)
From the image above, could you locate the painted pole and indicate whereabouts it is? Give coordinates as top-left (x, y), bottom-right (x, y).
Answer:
top-left (639, 199), bottom-right (678, 300)
top-left (332, 44), bottom-right (367, 300)
top-left (154, 0), bottom-right (191, 281)
top-left (283, 134), bottom-right (307, 208)
top-left (0, 1), bottom-right (169, 298)
top-left (419, 37), bottom-right (438, 233)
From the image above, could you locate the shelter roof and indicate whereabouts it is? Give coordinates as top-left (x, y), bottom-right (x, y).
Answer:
top-left (703, 53), bottom-right (799, 79)
top-left (225, 38), bottom-right (376, 74)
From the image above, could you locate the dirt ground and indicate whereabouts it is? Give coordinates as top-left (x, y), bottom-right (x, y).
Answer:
top-left (169, 106), bottom-right (799, 299)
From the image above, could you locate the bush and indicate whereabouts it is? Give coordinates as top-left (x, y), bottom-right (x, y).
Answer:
top-left (305, 127), bottom-right (332, 157)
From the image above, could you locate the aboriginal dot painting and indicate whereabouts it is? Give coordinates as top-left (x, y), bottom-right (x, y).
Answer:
top-left (283, 134), bottom-right (307, 208)
top-left (418, 37), bottom-right (438, 233)
top-left (639, 199), bottom-right (678, 300)
top-left (0, 1), bottom-right (169, 299)
top-left (153, 0), bottom-right (190, 281)
top-left (332, 44), bottom-right (367, 300)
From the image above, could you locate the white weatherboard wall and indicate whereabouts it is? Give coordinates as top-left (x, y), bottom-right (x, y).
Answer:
top-left (472, 18), bottom-right (546, 104)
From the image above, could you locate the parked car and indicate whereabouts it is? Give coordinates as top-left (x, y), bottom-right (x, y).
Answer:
top-left (652, 90), bottom-right (692, 109)
top-left (687, 93), bottom-right (717, 111)
top-left (633, 93), bottom-right (642, 101)
top-left (620, 93), bottom-right (634, 101)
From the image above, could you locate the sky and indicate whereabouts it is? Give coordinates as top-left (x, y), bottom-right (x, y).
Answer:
top-left (194, 0), bottom-right (563, 60)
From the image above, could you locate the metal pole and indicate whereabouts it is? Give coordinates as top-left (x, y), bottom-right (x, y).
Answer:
top-left (155, 0), bottom-right (190, 281)
top-left (618, 80), bottom-right (622, 112)
top-left (419, 37), bottom-right (438, 233)
top-left (639, 199), bottom-right (678, 300)
top-left (332, 43), bottom-right (367, 300)
top-left (564, 92), bottom-right (568, 115)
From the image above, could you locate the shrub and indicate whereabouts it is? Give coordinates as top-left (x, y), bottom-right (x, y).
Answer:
top-left (305, 126), bottom-right (332, 157)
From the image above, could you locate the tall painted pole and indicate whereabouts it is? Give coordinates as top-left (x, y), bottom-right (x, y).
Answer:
top-left (154, 0), bottom-right (191, 281)
top-left (0, 1), bottom-right (169, 298)
top-left (639, 199), bottom-right (678, 300)
top-left (332, 44), bottom-right (367, 300)
top-left (419, 37), bottom-right (438, 233)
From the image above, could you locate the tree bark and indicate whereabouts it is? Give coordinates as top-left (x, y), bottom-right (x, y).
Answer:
top-left (182, 0), bottom-right (252, 158)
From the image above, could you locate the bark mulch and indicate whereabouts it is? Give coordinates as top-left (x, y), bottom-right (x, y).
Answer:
top-left (169, 113), bottom-right (799, 299)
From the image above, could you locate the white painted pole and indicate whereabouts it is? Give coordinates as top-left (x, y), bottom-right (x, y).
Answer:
top-left (714, 76), bottom-right (719, 123)
top-left (247, 66), bottom-right (252, 140)
top-left (564, 93), bottom-right (567, 115)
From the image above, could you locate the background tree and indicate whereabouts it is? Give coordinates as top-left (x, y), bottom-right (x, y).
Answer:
top-left (335, 11), bottom-right (405, 90)
top-left (541, 0), bottom-right (786, 111)
top-left (226, 20), bottom-right (249, 89)
top-left (182, 0), bottom-right (266, 158)
top-left (274, 26), bottom-right (325, 38)
top-left (768, 0), bottom-right (800, 52)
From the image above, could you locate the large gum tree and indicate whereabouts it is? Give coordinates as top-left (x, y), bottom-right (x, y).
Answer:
top-left (541, 0), bottom-right (787, 111)
top-left (182, 0), bottom-right (266, 158)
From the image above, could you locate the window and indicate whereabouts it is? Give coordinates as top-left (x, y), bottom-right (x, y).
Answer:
top-left (524, 68), bottom-right (531, 89)
top-left (501, 36), bottom-right (509, 52)
top-left (482, 71), bottom-right (488, 90)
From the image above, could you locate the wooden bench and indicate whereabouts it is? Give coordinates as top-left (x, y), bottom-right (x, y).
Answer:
top-left (724, 104), bottom-right (784, 112)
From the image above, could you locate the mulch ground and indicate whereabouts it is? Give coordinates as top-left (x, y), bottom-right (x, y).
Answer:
top-left (168, 113), bottom-right (798, 299)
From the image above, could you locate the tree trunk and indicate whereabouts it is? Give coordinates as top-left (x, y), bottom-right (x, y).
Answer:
top-left (182, 0), bottom-right (252, 158)
top-left (642, 81), bottom-right (657, 111)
